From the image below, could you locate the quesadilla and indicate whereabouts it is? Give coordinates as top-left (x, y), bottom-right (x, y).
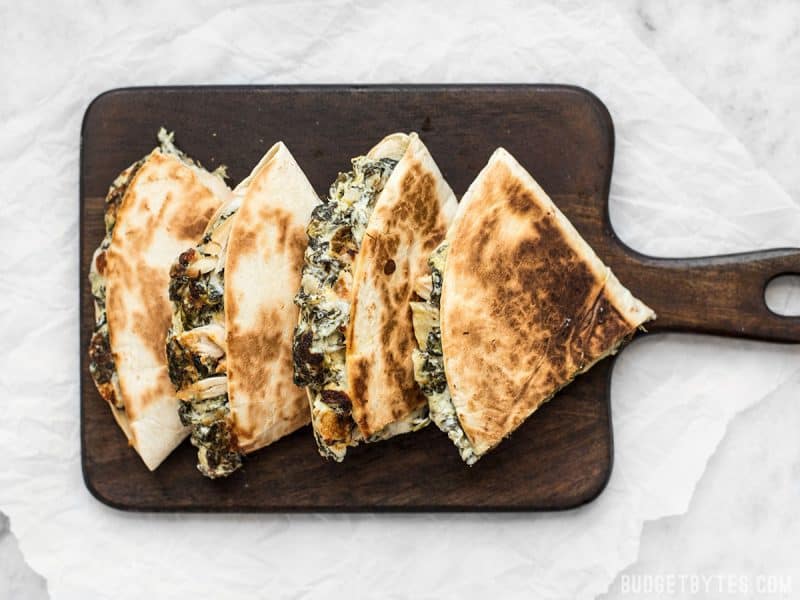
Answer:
top-left (167, 142), bottom-right (318, 478)
top-left (411, 148), bottom-right (656, 464)
top-left (293, 133), bottom-right (457, 461)
top-left (88, 129), bottom-right (229, 471)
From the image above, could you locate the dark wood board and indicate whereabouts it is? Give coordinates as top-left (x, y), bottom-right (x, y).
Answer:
top-left (80, 85), bottom-right (800, 512)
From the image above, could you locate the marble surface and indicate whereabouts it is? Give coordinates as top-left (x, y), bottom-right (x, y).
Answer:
top-left (603, 1), bottom-right (800, 597)
top-left (616, 0), bottom-right (800, 202)
top-left (0, 514), bottom-right (46, 600)
top-left (602, 370), bottom-right (800, 599)
top-left (1, 1), bottom-right (798, 598)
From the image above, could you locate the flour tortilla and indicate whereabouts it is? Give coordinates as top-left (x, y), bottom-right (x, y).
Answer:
top-left (440, 148), bottom-right (655, 457)
top-left (103, 149), bottom-right (229, 470)
top-left (346, 133), bottom-right (458, 437)
top-left (224, 142), bottom-right (318, 453)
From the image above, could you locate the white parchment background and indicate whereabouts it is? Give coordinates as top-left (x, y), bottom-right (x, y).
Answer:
top-left (1, 2), bottom-right (798, 599)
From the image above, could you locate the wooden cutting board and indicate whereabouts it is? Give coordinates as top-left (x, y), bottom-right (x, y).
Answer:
top-left (80, 85), bottom-right (800, 511)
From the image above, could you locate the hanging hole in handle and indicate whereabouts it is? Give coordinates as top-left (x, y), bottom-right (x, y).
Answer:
top-left (765, 275), bottom-right (800, 316)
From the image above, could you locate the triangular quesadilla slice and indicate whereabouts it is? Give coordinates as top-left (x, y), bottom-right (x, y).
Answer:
top-left (167, 142), bottom-right (318, 478)
top-left (88, 129), bottom-right (230, 470)
top-left (294, 133), bottom-right (457, 461)
top-left (411, 148), bottom-right (655, 464)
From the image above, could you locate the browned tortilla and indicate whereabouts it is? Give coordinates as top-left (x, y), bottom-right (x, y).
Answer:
top-left (347, 134), bottom-right (457, 437)
top-left (104, 150), bottom-right (228, 469)
top-left (440, 148), bottom-right (655, 457)
top-left (225, 143), bottom-right (317, 453)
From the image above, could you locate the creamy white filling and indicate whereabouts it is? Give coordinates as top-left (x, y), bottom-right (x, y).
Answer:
top-left (297, 156), bottom-right (428, 460)
top-left (166, 202), bottom-right (244, 478)
top-left (156, 142), bottom-right (244, 479)
top-left (366, 404), bottom-right (430, 442)
top-left (410, 241), bottom-right (479, 465)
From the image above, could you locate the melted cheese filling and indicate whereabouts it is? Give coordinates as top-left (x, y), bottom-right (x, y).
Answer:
top-left (166, 198), bottom-right (244, 479)
top-left (411, 242), bottom-right (478, 465)
top-left (294, 155), bottom-right (428, 461)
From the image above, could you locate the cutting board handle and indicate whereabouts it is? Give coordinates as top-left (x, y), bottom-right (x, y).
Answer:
top-left (612, 246), bottom-right (800, 343)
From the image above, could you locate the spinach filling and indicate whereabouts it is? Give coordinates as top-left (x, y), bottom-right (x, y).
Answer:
top-left (169, 248), bottom-right (225, 332)
top-left (88, 158), bottom-right (145, 409)
top-left (178, 391), bottom-right (241, 478)
top-left (293, 156), bottom-right (399, 460)
top-left (166, 200), bottom-right (243, 479)
top-left (411, 242), bottom-right (478, 465)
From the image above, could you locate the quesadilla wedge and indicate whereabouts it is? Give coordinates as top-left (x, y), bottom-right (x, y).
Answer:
top-left (88, 129), bottom-right (229, 471)
top-left (167, 142), bottom-right (318, 478)
top-left (411, 148), bottom-right (656, 464)
top-left (293, 133), bottom-right (457, 461)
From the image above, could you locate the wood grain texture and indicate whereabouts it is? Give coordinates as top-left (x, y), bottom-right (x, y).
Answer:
top-left (80, 85), bottom-right (800, 512)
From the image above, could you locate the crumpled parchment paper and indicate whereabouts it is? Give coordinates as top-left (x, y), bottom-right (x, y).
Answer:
top-left (1, 2), bottom-right (798, 599)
